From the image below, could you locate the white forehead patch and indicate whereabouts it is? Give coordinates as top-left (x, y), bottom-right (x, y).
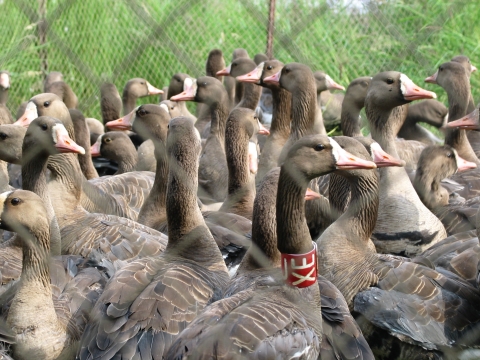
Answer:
top-left (452, 148), bottom-right (461, 172)
top-left (369, 142), bottom-right (382, 160)
top-left (94, 134), bottom-right (103, 146)
top-left (183, 77), bottom-right (193, 90)
top-left (399, 73), bottom-right (411, 96)
top-left (25, 101), bottom-right (39, 118)
top-left (194, 127), bottom-right (201, 142)
top-left (325, 74), bottom-right (333, 86)
top-left (160, 103), bottom-right (169, 115)
top-left (0, 190), bottom-right (13, 216)
top-left (328, 137), bottom-right (342, 162)
top-left (0, 73), bottom-right (10, 89)
top-left (51, 123), bottom-right (68, 144)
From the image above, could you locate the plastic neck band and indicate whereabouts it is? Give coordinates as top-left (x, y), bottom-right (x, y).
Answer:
top-left (281, 242), bottom-right (317, 288)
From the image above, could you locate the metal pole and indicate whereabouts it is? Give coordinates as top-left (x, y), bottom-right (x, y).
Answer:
top-left (38, 0), bottom-right (48, 75)
top-left (266, 0), bottom-right (276, 59)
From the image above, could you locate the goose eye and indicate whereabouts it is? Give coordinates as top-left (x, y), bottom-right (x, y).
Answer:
top-left (439, 67), bottom-right (443, 72)
top-left (137, 108), bottom-right (147, 116)
top-left (104, 138), bottom-right (112, 143)
top-left (203, 82), bottom-right (207, 86)
top-left (284, 68), bottom-right (290, 74)
top-left (314, 144), bottom-right (325, 151)
top-left (232, 63), bottom-right (237, 67)
top-left (171, 106), bottom-right (174, 110)
top-left (267, 65), bottom-right (273, 70)
top-left (44, 101), bottom-right (50, 107)
top-left (0, 133), bottom-right (7, 140)
top-left (140, 82), bottom-right (145, 85)
top-left (386, 78), bottom-right (394, 84)
top-left (41, 123), bottom-right (48, 131)
top-left (167, 124), bottom-right (170, 129)
top-left (10, 198), bottom-right (20, 206)
top-left (446, 152), bottom-right (453, 158)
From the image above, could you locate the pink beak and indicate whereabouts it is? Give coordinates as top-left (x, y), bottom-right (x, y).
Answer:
top-left (263, 70), bottom-right (281, 86)
top-left (446, 109), bottom-right (479, 130)
top-left (401, 74), bottom-right (436, 100)
top-left (305, 188), bottom-right (321, 201)
top-left (90, 139), bottom-right (101, 157)
top-left (146, 81), bottom-right (164, 95)
top-left (370, 142), bottom-right (405, 167)
top-left (236, 63), bottom-right (264, 84)
top-left (456, 155), bottom-right (477, 172)
top-left (424, 71), bottom-right (438, 84)
top-left (325, 75), bottom-right (345, 91)
top-left (258, 121), bottom-right (270, 136)
top-left (14, 105), bottom-right (37, 128)
top-left (334, 145), bottom-right (377, 170)
top-left (106, 109), bottom-right (134, 130)
top-left (170, 81), bottom-right (197, 102)
top-left (216, 64), bottom-right (232, 77)
top-left (54, 125), bottom-right (85, 155)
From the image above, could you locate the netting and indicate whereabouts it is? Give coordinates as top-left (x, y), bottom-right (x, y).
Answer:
top-left (1, 0), bottom-right (479, 120)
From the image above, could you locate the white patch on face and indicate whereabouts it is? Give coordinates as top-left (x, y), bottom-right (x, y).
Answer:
top-left (399, 73), bottom-right (411, 96)
top-left (0, 191), bottom-right (12, 219)
top-left (183, 77), bottom-right (193, 90)
top-left (325, 74), bottom-right (333, 87)
top-left (369, 142), bottom-right (382, 160)
top-left (94, 134), bottom-right (103, 147)
top-left (160, 103), bottom-right (169, 114)
top-left (194, 127), bottom-right (201, 142)
top-left (442, 113), bottom-right (449, 127)
top-left (328, 137), bottom-right (342, 162)
top-left (25, 101), bottom-right (38, 119)
top-left (51, 123), bottom-right (68, 144)
top-left (0, 73), bottom-right (10, 89)
top-left (452, 148), bottom-right (461, 172)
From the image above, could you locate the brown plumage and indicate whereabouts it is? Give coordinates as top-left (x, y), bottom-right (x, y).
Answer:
top-left (314, 70), bottom-right (345, 133)
top-left (122, 77), bottom-right (163, 115)
top-left (69, 109), bottom-right (98, 179)
top-left (77, 117), bottom-right (229, 359)
top-left (91, 131), bottom-right (137, 174)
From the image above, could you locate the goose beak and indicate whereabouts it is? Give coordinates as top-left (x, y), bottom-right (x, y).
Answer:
top-left (331, 143), bottom-right (377, 170)
top-left (263, 70), bottom-right (281, 85)
top-left (146, 81), bottom-right (164, 96)
top-left (456, 155), bottom-right (477, 172)
top-left (90, 136), bottom-right (102, 157)
top-left (53, 124), bottom-right (85, 155)
top-left (400, 74), bottom-right (436, 100)
top-left (325, 75), bottom-right (345, 91)
top-left (170, 79), bottom-right (197, 102)
top-left (106, 109), bottom-right (135, 130)
top-left (248, 142), bottom-right (258, 174)
top-left (14, 102), bottom-right (38, 128)
top-left (472, 64), bottom-right (477, 73)
top-left (446, 109), bottom-right (480, 130)
top-left (305, 188), bottom-right (321, 201)
top-left (257, 121), bottom-right (270, 136)
top-left (216, 65), bottom-right (232, 77)
top-left (236, 63), bottom-right (264, 84)
top-left (370, 142), bottom-right (405, 167)
top-left (0, 73), bottom-right (10, 90)
top-left (424, 71), bottom-right (438, 84)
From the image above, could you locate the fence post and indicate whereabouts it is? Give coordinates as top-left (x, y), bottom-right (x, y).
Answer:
top-left (266, 0), bottom-right (276, 59)
top-left (38, 0), bottom-right (48, 75)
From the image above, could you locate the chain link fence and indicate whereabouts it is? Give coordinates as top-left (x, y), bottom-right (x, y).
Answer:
top-left (1, 0), bottom-right (479, 121)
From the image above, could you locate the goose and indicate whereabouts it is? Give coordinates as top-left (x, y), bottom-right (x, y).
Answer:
top-left (425, 61), bottom-right (479, 164)
top-left (218, 107), bottom-right (269, 220)
top-left (16, 93), bottom-right (154, 221)
top-left (107, 105), bottom-right (252, 272)
top-left (315, 131), bottom-right (480, 359)
top-left (263, 62), bottom-right (319, 164)
top-left (397, 99), bottom-right (447, 145)
top-left (231, 48), bottom-right (250, 107)
top-left (90, 131), bottom-right (137, 174)
top-left (217, 57), bottom-right (262, 111)
top-left (364, 71), bottom-right (447, 255)
top-left (0, 189), bottom-right (109, 359)
top-left (122, 77), bottom-right (163, 115)
top-left (166, 134), bottom-right (377, 359)
top-left (99, 82), bottom-right (122, 125)
top-left (43, 71), bottom-right (64, 90)
top-left (0, 71), bottom-right (13, 125)
top-left (44, 79), bottom-right (78, 109)
top-left (314, 70), bottom-right (345, 132)
top-left (166, 73), bottom-right (197, 120)
top-left (236, 60), bottom-right (292, 186)
top-left (69, 109), bottom-right (98, 179)
top-left (85, 117), bottom-right (104, 145)
top-left (171, 77), bottom-right (230, 203)
top-left (413, 145), bottom-right (477, 235)
top-left (340, 76), bottom-right (371, 137)
top-left (77, 117), bottom-right (229, 359)
top-left (11, 116), bottom-right (167, 263)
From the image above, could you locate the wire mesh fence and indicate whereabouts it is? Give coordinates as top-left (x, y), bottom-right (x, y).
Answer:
top-left (1, 0), bottom-right (479, 121)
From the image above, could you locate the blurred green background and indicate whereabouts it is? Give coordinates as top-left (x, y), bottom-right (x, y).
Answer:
top-left (1, 0), bottom-right (479, 130)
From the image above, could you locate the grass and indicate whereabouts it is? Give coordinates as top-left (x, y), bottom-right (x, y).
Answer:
top-left (0, 0), bottom-right (479, 130)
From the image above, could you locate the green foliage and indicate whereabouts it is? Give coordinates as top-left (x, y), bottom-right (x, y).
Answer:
top-left (1, 0), bottom-right (479, 128)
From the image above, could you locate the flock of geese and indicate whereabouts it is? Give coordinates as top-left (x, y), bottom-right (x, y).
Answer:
top-left (0, 48), bottom-right (480, 359)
